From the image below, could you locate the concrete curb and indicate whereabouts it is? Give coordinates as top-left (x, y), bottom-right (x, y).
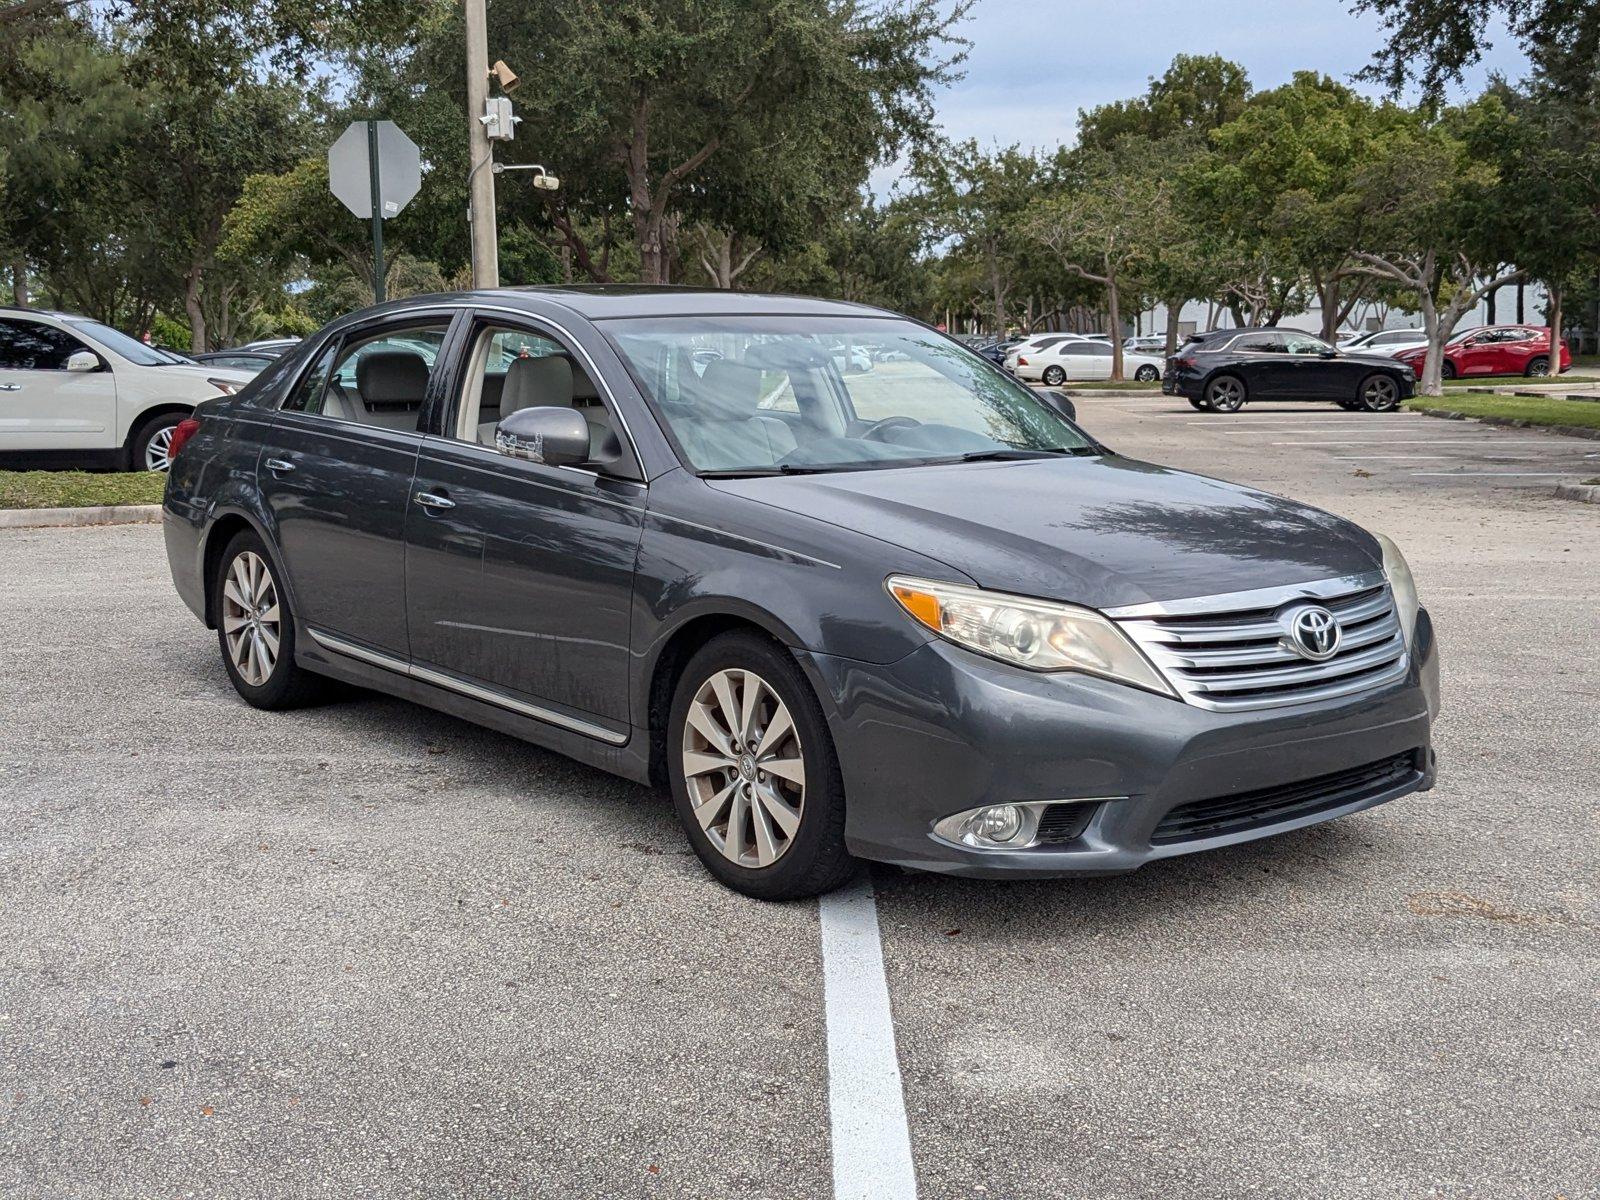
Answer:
top-left (1410, 407), bottom-right (1600, 441)
top-left (0, 504), bottom-right (162, 530)
top-left (1554, 483), bottom-right (1600, 505)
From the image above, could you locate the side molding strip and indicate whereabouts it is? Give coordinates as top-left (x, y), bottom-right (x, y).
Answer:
top-left (307, 628), bottom-right (629, 746)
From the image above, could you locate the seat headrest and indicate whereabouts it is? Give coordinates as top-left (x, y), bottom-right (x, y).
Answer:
top-left (688, 359), bottom-right (764, 420)
top-left (502, 353), bottom-right (574, 417)
top-left (356, 350), bottom-right (429, 404)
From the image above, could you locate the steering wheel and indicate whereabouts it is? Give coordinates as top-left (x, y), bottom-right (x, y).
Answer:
top-left (859, 415), bottom-right (922, 442)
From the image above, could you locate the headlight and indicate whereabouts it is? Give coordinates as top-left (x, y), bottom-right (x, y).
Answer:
top-left (1373, 532), bottom-right (1419, 646)
top-left (885, 575), bottom-right (1174, 697)
top-left (208, 377), bottom-right (240, 395)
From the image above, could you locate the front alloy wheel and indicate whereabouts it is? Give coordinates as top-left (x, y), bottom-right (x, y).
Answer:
top-left (1205, 375), bottom-right (1246, 412)
top-left (681, 668), bottom-right (805, 869)
top-left (1359, 374), bottom-right (1400, 412)
top-left (668, 632), bottom-right (856, 899)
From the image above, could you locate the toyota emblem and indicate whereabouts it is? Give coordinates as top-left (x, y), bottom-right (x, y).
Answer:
top-left (1283, 605), bottom-right (1341, 661)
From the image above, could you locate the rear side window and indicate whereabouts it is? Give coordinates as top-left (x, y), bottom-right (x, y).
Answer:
top-left (1236, 333), bottom-right (1286, 353)
top-left (0, 319), bottom-right (90, 370)
top-left (282, 322), bottom-right (449, 431)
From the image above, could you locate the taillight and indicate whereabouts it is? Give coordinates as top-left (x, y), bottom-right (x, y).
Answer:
top-left (1175, 357), bottom-right (1196, 370)
top-left (1017, 356), bottom-right (1029, 366)
top-left (168, 417), bottom-right (201, 461)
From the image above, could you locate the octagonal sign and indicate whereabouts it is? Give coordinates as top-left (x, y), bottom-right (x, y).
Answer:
top-left (328, 121), bottom-right (422, 220)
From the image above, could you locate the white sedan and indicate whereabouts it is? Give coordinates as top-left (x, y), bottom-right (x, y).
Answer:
top-left (1013, 339), bottom-right (1164, 385)
top-left (0, 308), bottom-right (255, 471)
top-left (1342, 328), bottom-right (1429, 357)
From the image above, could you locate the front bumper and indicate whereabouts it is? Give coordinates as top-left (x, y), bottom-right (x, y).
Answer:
top-left (799, 608), bottom-right (1439, 877)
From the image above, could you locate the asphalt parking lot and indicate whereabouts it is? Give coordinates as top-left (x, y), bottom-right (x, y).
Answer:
top-left (2, 398), bottom-right (1596, 1199)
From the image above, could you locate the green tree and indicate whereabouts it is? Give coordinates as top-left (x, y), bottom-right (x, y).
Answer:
top-left (1077, 53), bottom-right (1251, 151)
top-left (1346, 98), bottom-right (1523, 394)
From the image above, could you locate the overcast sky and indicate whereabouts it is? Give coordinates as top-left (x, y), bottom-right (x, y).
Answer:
top-left (875, 0), bottom-right (1530, 191)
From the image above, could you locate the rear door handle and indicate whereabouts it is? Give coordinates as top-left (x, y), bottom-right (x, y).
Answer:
top-left (414, 491), bottom-right (456, 510)
top-left (264, 457), bottom-right (295, 474)
top-left (0, 384), bottom-right (20, 392)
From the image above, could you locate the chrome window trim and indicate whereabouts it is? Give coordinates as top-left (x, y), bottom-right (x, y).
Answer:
top-left (271, 300), bottom-right (648, 477)
top-left (307, 627), bottom-right (629, 745)
top-left (1102, 571), bottom-right (1386, 620)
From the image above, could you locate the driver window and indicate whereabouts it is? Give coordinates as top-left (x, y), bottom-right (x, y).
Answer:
top-left (451, 322), bottom-right (624, 467)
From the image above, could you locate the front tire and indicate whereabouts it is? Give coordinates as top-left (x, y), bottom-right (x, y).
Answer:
top-left (1358, 373), bottom-right (1401, 412)
top-left (212, 531), bottom-right (326, 709)
top-left (131, 411), bottom-right (188, 472)
top-left (1204, 374), bottom-right (1247, 412)
top-left (668, 632), bottom-right (857, 900)
top-left (1134, 364), bottom-right (1160, 383)
top-left (1041, 365), bottom-right (1066, 387)
top-left (1440, 360), bottom-right (1457, 380)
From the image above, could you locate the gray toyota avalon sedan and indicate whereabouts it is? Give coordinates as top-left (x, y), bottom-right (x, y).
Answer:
top-left (162, 287), bottom-right (1439, 899)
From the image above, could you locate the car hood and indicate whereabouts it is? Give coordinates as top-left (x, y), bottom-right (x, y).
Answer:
top-left (710, 455), bottom-right (1383, 609)
top-left (158, 363), bottom-right (256, 384)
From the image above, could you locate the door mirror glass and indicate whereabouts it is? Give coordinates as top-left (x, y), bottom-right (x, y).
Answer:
top-left (495, 405), bottom-right (591, 466)
top-left (1319, 348), bottom-right (1338, 358)
top-left (1043, 390), bottom-right (1077, 422)
top-left (65, 350), bottom-right (100, 372)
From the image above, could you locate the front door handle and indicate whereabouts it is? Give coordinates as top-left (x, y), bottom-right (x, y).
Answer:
top-left (0, 384), bottom-right (20, 392)
top-left (414, 490), bottom-right (456, 511)
top-left (264, 457), bottom-right (296, 474)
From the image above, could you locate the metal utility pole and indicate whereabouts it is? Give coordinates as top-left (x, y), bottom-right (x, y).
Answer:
top-left (365, 120), bottom-right (386, 304)
top-left (464, 0), bottom-right (498, 288)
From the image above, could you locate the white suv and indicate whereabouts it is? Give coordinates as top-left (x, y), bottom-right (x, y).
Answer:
top-left (0, 309), bottom-right (256, 471)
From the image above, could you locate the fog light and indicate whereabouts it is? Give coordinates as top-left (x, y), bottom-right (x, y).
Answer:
top-left (976, 804), bottom-right (1024, 842)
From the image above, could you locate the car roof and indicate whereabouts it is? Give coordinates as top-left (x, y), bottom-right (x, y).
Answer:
top-left (0, 306), bottom-right (83, 321)
top-left (360, 285), bottom-right (893, 322)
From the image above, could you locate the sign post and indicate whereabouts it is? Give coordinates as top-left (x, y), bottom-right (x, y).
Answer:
top-left (329, 120), bottom-right (422, 304)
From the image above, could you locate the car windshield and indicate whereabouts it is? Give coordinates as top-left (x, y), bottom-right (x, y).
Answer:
top-left (605, 316), bottom-right (1094, 475)
top-left (65, 319), bottom-right (172, 367)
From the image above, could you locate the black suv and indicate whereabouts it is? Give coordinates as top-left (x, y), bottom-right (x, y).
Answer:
top-left (1164, 327), bottom-right (1417, 413)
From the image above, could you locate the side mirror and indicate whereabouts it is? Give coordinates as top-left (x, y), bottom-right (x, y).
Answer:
top-left (1319, 348), bottom-right (1338, 358)
top-left (1043, 389), bottom-right (1077, 422)
top-left (65, 350), bottom-right (100, 372)
top-left (495, 405), bottom-right (591, 467)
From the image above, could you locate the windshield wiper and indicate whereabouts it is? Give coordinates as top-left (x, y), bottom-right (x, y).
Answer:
top-left (699, 464), bottom-right (841, 478)
top-left (951, 448), bottom-right (1069, 463)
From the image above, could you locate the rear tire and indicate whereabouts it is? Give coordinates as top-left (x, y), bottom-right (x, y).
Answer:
top-left (212, 531), bottom-right (327, 710)
top-left (1525, 356), bottom-right (1550, 377)
top-left (1134, 364), bottom-right (1160, 383)
top-left (1187, 397), bottom-right (1211, 411)
top-left (1042, 365), bottom-right (1066, 387)
top-left (668, 631), bottom-right (858, 900)
top-left (1204, 374), bottom-right (1247, 413)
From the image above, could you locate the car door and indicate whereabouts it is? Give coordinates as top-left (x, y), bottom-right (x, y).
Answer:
top-left (1229, 331), bottom-right (1291, 397)
top-left (258, 312), bottom-right (460, 660)
top-left (1279, 331), bottom-right (1344, 398)
top-left (0, 317), bottom-right (117, 452)
top-left (1453, 330), bottom-right (1499, 375)
top-left (404, 312), bottom-right (645, 736)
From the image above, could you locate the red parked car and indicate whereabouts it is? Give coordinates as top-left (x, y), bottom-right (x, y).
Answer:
top-left (1393, 325), bottom-right (1571, 379)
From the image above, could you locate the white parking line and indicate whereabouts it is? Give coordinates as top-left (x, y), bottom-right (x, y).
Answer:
top-left (1330, 455), bottom-right (1453, 460)
top-left (1272, 439), bottom-right (1561, 446)
top-left (818, 875), bottom-right (918, 1200)
top-left (1411, 471), bottom-right (1578, 477)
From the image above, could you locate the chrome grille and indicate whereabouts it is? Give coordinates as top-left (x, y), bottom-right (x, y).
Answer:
top-left (1107, 572), bottom-right (1409, 712)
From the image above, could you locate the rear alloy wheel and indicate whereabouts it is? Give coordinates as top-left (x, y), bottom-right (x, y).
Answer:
top-left (212, 531), bottom-right (326, 709)
top-left (1042, 365), bottom-right (1066, 386)
top-left (1204, 375), bottom-right (1246, 413)
top-left (669, 632), bottom-right (856, 899)
top-left (1525, 356), bottom-right (1550, 378)
top-left (1134, 364), bottom-right (1160, 383)
top-left (133, 412), bottom-right (188, 472)
top-left (1358, 373), bottom-right (1400, 413)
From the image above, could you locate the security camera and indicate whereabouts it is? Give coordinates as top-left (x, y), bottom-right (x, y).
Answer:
top-left (489, 59), bottom-right (519, 93)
